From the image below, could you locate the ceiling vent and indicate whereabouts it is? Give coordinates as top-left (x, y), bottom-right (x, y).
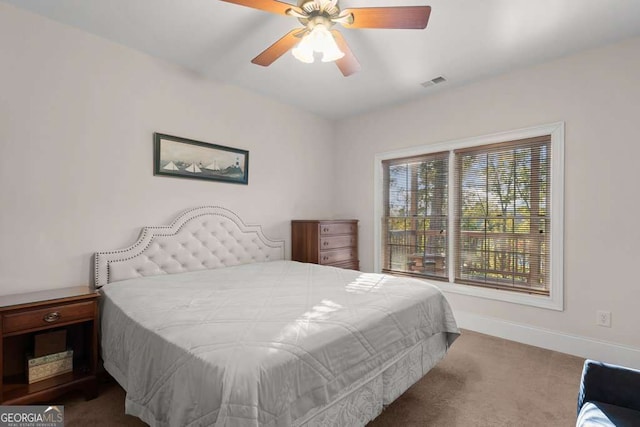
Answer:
top-left (421, 76), bottom-right (447, 88)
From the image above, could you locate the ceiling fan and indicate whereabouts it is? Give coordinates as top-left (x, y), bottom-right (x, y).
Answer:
top-left (220, 0), bottom-right (431, 76)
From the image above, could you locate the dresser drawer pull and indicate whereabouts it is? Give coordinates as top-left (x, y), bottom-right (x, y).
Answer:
top-left (323, 242), bottom-right (329, 246)
top-left (43, 312), bottom-right (61, 323)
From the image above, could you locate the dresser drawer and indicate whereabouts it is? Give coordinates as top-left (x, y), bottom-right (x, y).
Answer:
top-left (331, 260), bottom-right (360, 271)
top-left (319, 248), bottom-right (357, 265)
top-left (319, 222), bottom-right (356, 236)
top-left (2, 301), bottom-right (96, 334)
top-left (320, 235), bottom-right (356, 250)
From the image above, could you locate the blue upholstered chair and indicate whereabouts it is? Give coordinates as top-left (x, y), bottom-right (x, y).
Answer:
top-left (577, 359), bottom-right (640, 426)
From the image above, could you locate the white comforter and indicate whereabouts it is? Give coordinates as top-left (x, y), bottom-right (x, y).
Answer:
top-left (100, 261), bottom-right (459, 427)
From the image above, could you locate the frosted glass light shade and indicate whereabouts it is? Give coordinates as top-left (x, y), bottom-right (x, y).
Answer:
top-left (320, 40), bottom-right (344, 62)
top-left (292, 24), bottom-right (345, 64)
top-left (292, 35), bottom-right (315, 63)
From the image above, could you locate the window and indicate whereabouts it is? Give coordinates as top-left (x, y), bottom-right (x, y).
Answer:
top-left (375, 123), bottom-right (564, 310)
top-left (455, 137), bottom-right (550, 295)
top-left (382, 153), bottom-right (448, 280)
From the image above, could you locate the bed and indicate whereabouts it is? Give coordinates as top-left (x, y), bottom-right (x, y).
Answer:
top-left (95, 206), bottom-right (459, 427)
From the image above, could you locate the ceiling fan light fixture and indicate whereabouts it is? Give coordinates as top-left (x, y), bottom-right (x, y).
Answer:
top-left (320, 35), bottom-right (345, 62)
top-left (292, 24), bottom-right (344, 64)
top-left (230, 0), bottom-right (432, 76)
top-left (292, 35), bottom-right (315, 63)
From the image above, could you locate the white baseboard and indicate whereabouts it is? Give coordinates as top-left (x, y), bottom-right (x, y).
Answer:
top-left (454, 310), bottom-right (640, 370)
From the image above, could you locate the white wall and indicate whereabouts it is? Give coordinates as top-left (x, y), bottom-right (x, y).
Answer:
top-left (333, 36), bottom-right (640, 352)
top-left (0, 3), bottom-right (335, 295)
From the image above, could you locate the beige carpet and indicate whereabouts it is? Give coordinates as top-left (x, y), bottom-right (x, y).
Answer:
top-left (61, 330), bottom-right (584, 426)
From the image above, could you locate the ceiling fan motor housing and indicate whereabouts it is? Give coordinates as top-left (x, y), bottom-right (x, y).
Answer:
top-left (294, 0), bottom-right (351, 27)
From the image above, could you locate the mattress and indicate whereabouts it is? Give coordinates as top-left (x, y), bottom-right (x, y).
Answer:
top-left (100, 260), bottom-right (459, 427)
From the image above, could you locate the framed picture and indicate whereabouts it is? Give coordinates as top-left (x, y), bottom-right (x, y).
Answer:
top-left (154, 133), bottom-right (249, 185)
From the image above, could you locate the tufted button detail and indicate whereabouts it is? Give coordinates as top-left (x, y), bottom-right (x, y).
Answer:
top-left (95, 209), bottom-right (286, 287)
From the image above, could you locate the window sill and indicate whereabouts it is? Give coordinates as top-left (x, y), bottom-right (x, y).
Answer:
top-left (428, 280), bottom-right (564, 311)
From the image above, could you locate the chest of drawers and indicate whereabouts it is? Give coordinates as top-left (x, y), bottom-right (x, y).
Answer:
top-left (291, 220), bottom-right (359, 270)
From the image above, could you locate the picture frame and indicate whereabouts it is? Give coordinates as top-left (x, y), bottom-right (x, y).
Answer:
top-left (153, 133), bottom-right (249, 185)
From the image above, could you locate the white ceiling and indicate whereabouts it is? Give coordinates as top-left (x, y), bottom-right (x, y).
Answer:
top-left (5, 0), bottom-right (640, 119)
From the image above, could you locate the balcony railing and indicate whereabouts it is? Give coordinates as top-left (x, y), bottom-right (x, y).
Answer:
top-left (384, 229), bottom-right (548, 294)
top-left (384, 229), bottom-right (448, 280)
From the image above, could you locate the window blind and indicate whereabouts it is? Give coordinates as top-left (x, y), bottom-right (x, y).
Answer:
top-left (382, 152), bottom-right (449, 280)
top-left (454, 136), bottom-right (551, 295)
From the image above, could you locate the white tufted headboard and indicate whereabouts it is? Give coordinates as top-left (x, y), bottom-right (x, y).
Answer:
top-left (94, 206), bottom-right (285, 287)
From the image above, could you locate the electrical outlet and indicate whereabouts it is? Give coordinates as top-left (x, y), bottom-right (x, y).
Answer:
top-left (596, 310), bottom-right (611, 327)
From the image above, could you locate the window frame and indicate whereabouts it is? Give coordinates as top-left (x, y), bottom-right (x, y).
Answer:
top-left (374, 122), bottom-right (564, 311)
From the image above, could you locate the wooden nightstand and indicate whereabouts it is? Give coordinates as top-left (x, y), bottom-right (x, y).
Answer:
top-left (0, 286), bottom-right (98, 404)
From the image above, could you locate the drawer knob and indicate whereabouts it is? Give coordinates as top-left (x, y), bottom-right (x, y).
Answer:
top-left (43, 312), bottom-right (61, 323)
top-left (323, 242), bottom-right (328, 246)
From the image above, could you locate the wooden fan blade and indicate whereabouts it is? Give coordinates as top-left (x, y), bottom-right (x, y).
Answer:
top-left (341, 6), bottom-right (431, 29)
top-left (219, 0), bottom-right (295, 16)
top-left (331, 30), bottom-right (361, 77)
top-left (251, 29), bottom-right (302, 66)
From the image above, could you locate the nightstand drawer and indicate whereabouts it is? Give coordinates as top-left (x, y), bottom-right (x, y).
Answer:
top-left (2, 301), bottom-right (96, 334)
top-left (319, 222), bottom-right (356, 236)
top-left (320, 235), bottom-right (356, 250)
top-left (319, 248), bottom-right (356, 265)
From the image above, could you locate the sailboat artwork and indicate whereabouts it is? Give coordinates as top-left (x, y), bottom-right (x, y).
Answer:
top-left (154, 133), bottom-right (249, 185)
top-left (163, 161), bottom-right (179, 171)
top-left (185, 163), bottom-right (202, 173)
top-left (204, 160), bottom-right (220, 171)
